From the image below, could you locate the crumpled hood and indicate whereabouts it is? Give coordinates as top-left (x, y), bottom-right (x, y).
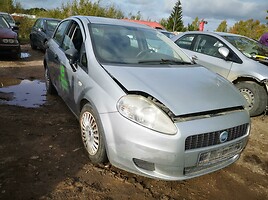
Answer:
top-left (103, 64), bottom-right (246, 115)
top-left (0, 28), bottom-right (17, 39)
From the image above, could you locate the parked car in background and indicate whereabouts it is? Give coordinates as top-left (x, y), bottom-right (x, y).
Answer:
top-left (159, 30), bottom-right (176, 38)
top-left (44, 16), bottom-right (250, 181)
top-left (123, 19), bottom-right (175, 38)
top-left (172, 31), bottom-right (268, 116)
top-left (0, 12), bottom-right (19, 32)
top-left (0, 16), bottom-right (20, 59)
top-left (29, 17), bottom-right (61, 51)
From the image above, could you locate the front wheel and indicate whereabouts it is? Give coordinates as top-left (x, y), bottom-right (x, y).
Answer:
top-left (80, 103), bottom-right (108, 164)
top-left (30, 39), bottom-right (37, 50)
top-left (235, 81), bottom-right (267, 116)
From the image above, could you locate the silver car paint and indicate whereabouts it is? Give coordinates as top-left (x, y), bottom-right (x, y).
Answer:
top-left (172, 31), bottom-right (268, 91)
top-left (44, 16), bottom-right (250, 180)
top-left (103, 64), bottom-right (247, 115)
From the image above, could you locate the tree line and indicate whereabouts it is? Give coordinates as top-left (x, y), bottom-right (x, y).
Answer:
top-left (0, 0), bottom-right (268, 41)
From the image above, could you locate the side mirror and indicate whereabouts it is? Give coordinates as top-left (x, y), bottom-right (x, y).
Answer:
top-left (12, 26), bottom-right (19, 32)
top-left (15, 21), bottom-right (20, 26)
top-left (38, 27), bottom-right (45, 32)
top-left (65, 48), bottom-right (79, 71)
top-left (218, 47), bottom-right (230, 59)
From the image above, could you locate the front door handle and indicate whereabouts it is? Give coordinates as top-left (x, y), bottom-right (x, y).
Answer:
top-left (192, 55), bottom-right (198, 60)
top-left (54, 54), bottom-right (58, 60)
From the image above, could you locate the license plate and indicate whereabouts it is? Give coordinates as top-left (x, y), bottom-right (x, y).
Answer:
top-left (198, 142), bottom-right (243, 166)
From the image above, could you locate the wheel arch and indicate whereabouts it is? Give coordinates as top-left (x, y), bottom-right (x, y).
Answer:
top-left (233, 76), bottom-right (268, 116)
top-left (233, 76), bottom-right (267, 91)
top-left (232, 76), bottom-right (268, 101)
top-left (80, 98), bottom-right (90, 112)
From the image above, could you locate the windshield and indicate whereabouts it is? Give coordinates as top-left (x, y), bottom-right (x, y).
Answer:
top-left (47, 20), bottom-right (60, 31)
top-left (1, 14), bottom-right (15, 24)
top-left (224, 35), bottom-right (268, 58)
top-left (0, 17), bottom-right (10, 28)
top-left (89, 23), bottom-right (192, 65)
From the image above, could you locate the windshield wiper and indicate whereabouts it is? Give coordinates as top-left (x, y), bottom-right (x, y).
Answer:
top-left (138, 59), bottom-right (192, 65)
top-left (160, 59), bottom-right (192, 65)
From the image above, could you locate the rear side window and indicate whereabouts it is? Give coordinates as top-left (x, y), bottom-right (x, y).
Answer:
top-left (53, 20), bottom-right (70, 45)
top-left (175, 35), bottom-right (195, 50)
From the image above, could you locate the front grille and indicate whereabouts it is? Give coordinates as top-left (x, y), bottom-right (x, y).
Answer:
top-left (185, 123), bottom-right (249, 150)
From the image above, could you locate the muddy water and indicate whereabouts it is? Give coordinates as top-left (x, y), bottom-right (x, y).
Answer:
top-left (0, 78), bottom-right (46, 108)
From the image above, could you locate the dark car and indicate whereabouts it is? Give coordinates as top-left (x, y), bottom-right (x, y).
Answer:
top-left (0, 12), bottom-right (19, 31)
top-left (0, 16), bottom-right (20, 59)
top-left (29, 18), bottom-right (60, 51)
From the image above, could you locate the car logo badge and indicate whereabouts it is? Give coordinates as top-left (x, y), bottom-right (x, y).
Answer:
top-left (219, 131), bottom-right (228, 143)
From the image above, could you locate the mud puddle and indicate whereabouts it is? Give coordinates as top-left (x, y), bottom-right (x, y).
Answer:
top-left (0, 78), bottom-right (46, 108)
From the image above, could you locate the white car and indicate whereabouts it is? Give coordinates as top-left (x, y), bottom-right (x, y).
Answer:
top-left (172, 31), bottom-right (268, 116)
top-left (44, 16), bottom-right (250, 180)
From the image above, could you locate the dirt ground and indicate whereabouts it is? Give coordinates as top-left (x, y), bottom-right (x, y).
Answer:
top-left (0, 44), bottom-right (267, 200)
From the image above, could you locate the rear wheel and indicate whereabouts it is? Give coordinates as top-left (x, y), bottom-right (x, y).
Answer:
top-left (44, 67), bottom-right (57, 95)
top-left (235, 81), bottom-right (267, 116)
top-left (80, 103), bottom-right (108, 164)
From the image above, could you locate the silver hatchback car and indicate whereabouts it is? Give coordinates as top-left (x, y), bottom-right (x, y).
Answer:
top-left (44, 16), bottom-right (250, 180)
top-left (172, 31), bottom-right (268, 116)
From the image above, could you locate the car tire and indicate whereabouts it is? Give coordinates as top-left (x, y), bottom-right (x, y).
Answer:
top-left (45, 67), bottom-right (57, 95)
top-left (30, 40), bottom-right (37, 50)
top-left (80, 103), bottom-right (108, 164)
top-left (235, 81), bottom-right (267, 116)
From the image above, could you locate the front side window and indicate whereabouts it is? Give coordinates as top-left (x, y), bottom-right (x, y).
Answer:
top-left (53, 20), bottom-right (70, 45)
top-left (89, 23), bottom-right (191, 65)
top-left (194, 35), bottom-right (225, 58)
top-left (61, 22), bottom-right (83, 52)
top-left (175, 35), bottom-right (195, 50)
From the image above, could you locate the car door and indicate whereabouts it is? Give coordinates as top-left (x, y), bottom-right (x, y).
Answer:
top-left (48, 19), bottom-right (86, 113)
top-left (36, 19), bottom-right (46, 47)
top-left (175, 34), bottom-right (233, 78)
top-left (46, 20), bottom-right (71, 97)
top-left (31, 19), bottom-right (42, 47)
top-left (61, 21), bottom-right (85, 113)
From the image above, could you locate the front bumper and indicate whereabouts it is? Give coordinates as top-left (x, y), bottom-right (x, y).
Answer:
top-left (0, 44), bottom-right (21, 56)
top-left (100, 110), bottom-right (250, 180)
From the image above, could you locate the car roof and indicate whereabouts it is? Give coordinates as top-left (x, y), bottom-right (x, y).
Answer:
top-left (69, 16), bottom-right (152, 29)
top-left (179, 31), bottom-right (244, 38)
top-left (36, 17), bottom-right (61, 21)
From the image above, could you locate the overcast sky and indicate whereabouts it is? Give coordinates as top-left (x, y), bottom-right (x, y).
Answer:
top-left (15, 0), bottom-right (268, 31)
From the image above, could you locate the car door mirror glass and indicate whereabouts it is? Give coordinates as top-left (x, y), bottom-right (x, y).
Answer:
top-left (218, 47), bottom-right (229, 58)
